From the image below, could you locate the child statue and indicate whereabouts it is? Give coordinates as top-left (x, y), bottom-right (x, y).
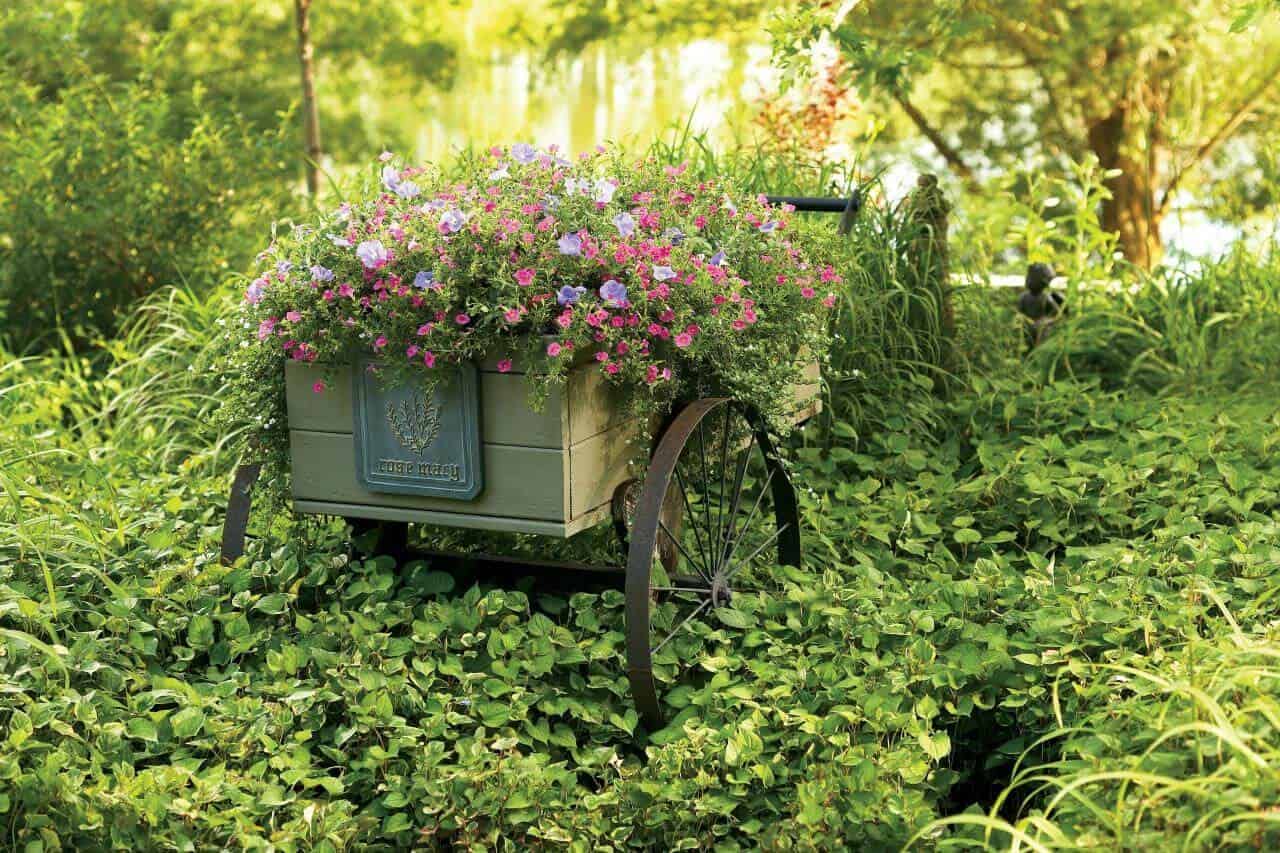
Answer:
top-left (1017, 262), bottom-right (1065, 350)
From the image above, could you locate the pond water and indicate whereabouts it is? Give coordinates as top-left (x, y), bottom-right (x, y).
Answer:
top-left (409, 39), bottom-right (769, 160)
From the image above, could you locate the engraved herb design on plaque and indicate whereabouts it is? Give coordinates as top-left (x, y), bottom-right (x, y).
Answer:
top-left (385, 391), bottom-right (441, 453)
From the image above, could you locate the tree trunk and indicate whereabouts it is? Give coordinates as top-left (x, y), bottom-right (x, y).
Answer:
top-left (1087, 103), bottom-right (1164, 269)
top-left (294, 0), bottom-right (322, 197)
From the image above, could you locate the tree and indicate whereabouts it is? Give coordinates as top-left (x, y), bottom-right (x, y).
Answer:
top-left (773, 1), bottom-right (1280, 267)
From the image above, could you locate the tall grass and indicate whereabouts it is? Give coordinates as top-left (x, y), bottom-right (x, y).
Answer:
top-left (1033, 247), bottom-right (1280, 391)
top-left (913, 630), bottom-right (1280, 850)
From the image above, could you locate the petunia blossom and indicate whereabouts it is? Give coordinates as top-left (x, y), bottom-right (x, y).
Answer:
top-left (413, 270), bottom-right (435, 290)
top-left (652, 265), bottom-right (676, 282)
top-left (557, 232), bottom-right (583, 256)
top-left (356, 240), bottom-right (389, 269)
top-left (611, 211), bottom-right (635, 238)
top-left (557, 285), bottom-right (587, 306)
top-left (511, 143), bottom-right (537, 165)
top-left (599, 279), bottom-right (628, 306)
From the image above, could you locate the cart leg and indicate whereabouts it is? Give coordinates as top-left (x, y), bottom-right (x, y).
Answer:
top-left (220, 462), bottom-right (262, 565)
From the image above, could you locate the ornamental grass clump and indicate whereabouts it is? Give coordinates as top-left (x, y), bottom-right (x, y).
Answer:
top-left (219, 144), bottom-right (839, 477)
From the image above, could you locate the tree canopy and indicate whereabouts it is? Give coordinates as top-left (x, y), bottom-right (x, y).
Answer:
top-left (773, 1), bottom-right (1280, 267)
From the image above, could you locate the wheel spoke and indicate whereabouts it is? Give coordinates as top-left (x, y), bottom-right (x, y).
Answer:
top-left (725, 522), bottom-right (790, 581)
top-left (715, 404), bottom-right (731, 565)
top-left (652, 586), bottom-right (712, 594)
top-left (658, 517), bottom-right (711, 583)
top-left (674, 464), bottom-right (713, 576)
top-left (721, 463), bottom-right (776, 573)
top-left (651, 598), bottom-right (711, 655)
top-left (696, 420), bottom-right (718, 574)
top-left (718, 432), bottom-right (755, 568)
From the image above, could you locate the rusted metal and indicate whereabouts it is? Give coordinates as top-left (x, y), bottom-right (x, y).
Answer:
top-left (624, 399), bottom-right (801, 728)
top-left (220, 462), bottom-right (262, 565)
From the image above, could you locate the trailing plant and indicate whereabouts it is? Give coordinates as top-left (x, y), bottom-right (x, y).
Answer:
top-left (215, 144), bottom-right (839, 494)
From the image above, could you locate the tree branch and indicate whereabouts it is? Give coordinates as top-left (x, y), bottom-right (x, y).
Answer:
top-left (893, 92), bottom-right (977, 185)
top-left (1159, 58), bottom-right (1280, 214)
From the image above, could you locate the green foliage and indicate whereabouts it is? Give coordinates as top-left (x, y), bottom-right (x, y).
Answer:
top-left (0, 49), bottom-right (297, 349)
top-left (3, 275), bottom-right (1279, 847)
top-left (1031, 247), bottom-right (1280, 390)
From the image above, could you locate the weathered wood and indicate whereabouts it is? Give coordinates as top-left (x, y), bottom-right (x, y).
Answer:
top-left (568, 421), bottom-right (641, 518)
top-left (567, 367), bottom-right (628, 444)
top-left (290, 430), bottom-right (570, 519)
top-left (288, 361), bottom-right (568, 447)
top-left (294, 499), bottom-right (612, 537)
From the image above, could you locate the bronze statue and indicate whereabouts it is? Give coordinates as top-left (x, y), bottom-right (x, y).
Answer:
top-left (1017, 263), bottom-right (1065, 349)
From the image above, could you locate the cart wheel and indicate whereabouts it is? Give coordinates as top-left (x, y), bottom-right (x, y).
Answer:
top-left (625, 398), bottom-right (801, 728)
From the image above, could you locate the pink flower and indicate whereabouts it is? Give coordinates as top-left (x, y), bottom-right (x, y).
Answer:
top-left (822, 293), bottom-right (837, 308)
top-left (503, 308), bottom-right (522, 323)
top-left (496, 358), bottom-right (513, 373)
top-left (605, 362), bottom-right (620, 375)
top-left (285, 311), bottom-right (302, 323)
top-left (801, 287), bottom-right (816, 299)
top-left (616, 341), bottom-right (629, 355)
top-left (423, 351), bottom-right (436, 367)
top-left (374, 336), bottom-right (388, 349)
top-left (674, 333), bottom-right (693, 348)
top-left (312, 380), bottom-right (325, 393)
top-left (406, 344), bottom-right (419, 358)
top-left (455, 313), bottom-right (471, 325)
top-left (417, 324), bottom-right (433, 336)
top-left (515, 268), bottom-right (536, 286)
top-left (546, 342), bottom-right (562, 357)
top-left (257, 318), bottom-right (277, 340)
top-left (595, 351), bottom-right (609, 362)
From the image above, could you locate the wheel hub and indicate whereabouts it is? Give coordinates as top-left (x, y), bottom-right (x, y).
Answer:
top-left (710, 573), bottom-right (732, 608)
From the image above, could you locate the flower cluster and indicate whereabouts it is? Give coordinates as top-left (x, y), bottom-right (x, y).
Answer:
top-left (220, 144), bottom-right (839, 471)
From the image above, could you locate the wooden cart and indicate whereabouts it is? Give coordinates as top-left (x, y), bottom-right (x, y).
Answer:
top-left (220, 193), bottom-right (854, 727)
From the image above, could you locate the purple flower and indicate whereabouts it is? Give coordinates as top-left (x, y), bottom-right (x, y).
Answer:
top-left (329, 234), bottom-right (351, 248)
top-left (709, 250), bottom-right (726, 267)
top-left (612, 212), bottom-right (635, 238)
top-left (511, 143), bottom-right (537, 165)
top-left (652, 265), bottom-right (676, 282)
top-left (381, 165), bottom-right (401, 192)
top-left (593, 179), bottom-right (616, 204)
top-left (335, 203), bottom-right (352, 222)
top-left (440, 208), bottom-right (466, 233)
top-left (758, 220), bottom-right (779, 233)
top-left (413, 270), bottom-right (436, 290)
top-left (378, 151), bottom-right (395, 162)
top-left (394, 180), bottom-right (420, 200)
top-left (245, 281), bottom-right (266, 304)
top-left (311, 264), bottom-right (335, 281)
top-left (356, 240), bottom-right (389, 269)
top-left (599, 279), bottom-right (628, 306)
top-left (276, 260), bottom-right (293, 275)
top-left (557, 232), bottom-right (583, 256)
top-left (557, 285), bottom-right (586, 306)
top-left (663, 227), bottom-right (685, 245)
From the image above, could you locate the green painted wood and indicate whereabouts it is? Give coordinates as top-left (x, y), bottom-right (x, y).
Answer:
top-left (568, 421), bottom-right (641, 518)
top-left (567, 367), bottom-right (629, 445)
top-left (293, 499), bottom-right (612, 538)
top-left (290, 430), bottom-right (570, 520)
top-left (286, 362), bottom-right (353, 432)
top-left (287, 362), bottom-right (570, 448)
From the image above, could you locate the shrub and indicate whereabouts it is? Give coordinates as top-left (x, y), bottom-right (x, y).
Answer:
top-left (0, 70), bottom-right (296, 350)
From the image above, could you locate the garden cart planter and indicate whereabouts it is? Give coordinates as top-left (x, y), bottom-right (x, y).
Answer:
top-left (219, 193), bottom-right (852, 728)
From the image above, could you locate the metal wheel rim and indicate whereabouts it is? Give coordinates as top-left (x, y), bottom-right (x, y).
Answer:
top-left (624, 398), bottom-right (801, 728)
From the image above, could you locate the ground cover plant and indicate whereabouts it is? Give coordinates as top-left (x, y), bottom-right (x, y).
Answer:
top-left (2, 238), bottom-right (1278, 847)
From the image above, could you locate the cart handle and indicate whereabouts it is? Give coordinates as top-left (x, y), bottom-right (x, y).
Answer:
top-left (765, 189), bottom-right (862, 237)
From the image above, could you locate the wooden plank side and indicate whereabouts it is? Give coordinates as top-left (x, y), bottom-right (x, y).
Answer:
top-left (294, 499), bottom-right (613, 538)
top-left (567, 366), bottom-right (628, 445)
top-left (567, 420), bottom-right (643, 518)
top-left (290, 431), bottom-right (569, 520)
top-left (478, 371), bottom-right (566, 448)
top-left (287, 361), bottom-right (571, 448)
top-left (286, 362), bottom-right (353, 432)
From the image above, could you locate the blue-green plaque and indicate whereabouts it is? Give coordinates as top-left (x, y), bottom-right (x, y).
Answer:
top-left (352, 360), bottom-right (483, 499)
